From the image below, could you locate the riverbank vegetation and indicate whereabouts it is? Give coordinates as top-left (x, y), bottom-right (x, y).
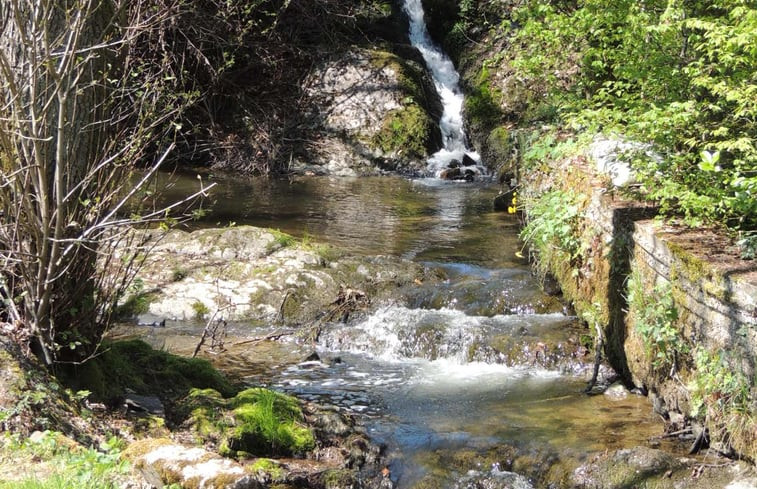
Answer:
top-left (510, 1), bottom-right (756, 236)
top-left (450, 0), bottom-right (756, 246)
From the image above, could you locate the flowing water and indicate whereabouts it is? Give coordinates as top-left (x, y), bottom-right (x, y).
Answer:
top-left (401, 0), bottom-right (482, 176)
top-left (133, 172), bottom-right (668, 488)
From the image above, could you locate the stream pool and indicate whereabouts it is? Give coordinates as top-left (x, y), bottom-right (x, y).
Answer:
top-left (133, 172), bottom-right (669, 488)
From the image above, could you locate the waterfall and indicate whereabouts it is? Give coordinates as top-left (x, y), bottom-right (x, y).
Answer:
top-left (401, 0), bottom-right (482, 177)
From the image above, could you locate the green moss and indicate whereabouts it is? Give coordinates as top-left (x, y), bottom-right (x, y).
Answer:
top-left (122, 438), bottom-right (174, 461)
top-left (488, 125), bottom-right (512, 158)
top-left (57, 340), bottom-right (236, 404)
top-left (230, 388), bottom-right (314, 457)
top-left (667, 241), bottom-right (728, 300)
top-left (180, 387), bottom-right (315, 459)
top-left (372, 105), bottom-right (433, 158)
top-left (322, 469), bottom-right (357, 489)
top-left (251, 458), bottom-right (286, 481)
top-left (464, 65), bottom-right (504, 131)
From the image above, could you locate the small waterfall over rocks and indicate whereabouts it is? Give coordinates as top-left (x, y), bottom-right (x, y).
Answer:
top-left (402, 0), bottom-right (484, 178)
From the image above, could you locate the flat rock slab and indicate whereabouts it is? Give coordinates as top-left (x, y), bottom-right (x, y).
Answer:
top-left (126, 226), bottom-right (427, 323)
top-left (125, 439), bottom-right (261, 489)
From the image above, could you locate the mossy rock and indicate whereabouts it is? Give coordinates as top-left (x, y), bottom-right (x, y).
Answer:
top-left (573, 447), bottom-right (683, 489)
top-left (57, 339), bottom-right (236, 404)
top-left (180, 387), bottom-right (315, 458)
top-left (487, 126), bottom-right (518, 180)
top-left (372, 106), bottom-right (435, 160)
top-left (464, 65), bottom-right (504, 133)
top-left (367, 50), bottom-right (442, 162)
top-left (251, 458), bottom-right (287, 482)
top-left (322, 468), bottom-right (359, 489)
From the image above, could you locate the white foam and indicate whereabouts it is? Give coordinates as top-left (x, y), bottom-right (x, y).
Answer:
top-left (401, 0), bottom-right (483, 175)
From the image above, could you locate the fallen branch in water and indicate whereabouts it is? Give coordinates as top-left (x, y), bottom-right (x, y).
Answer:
top-left (650, 428), bottom-right (693, 439)
top-left (298, 285), bottom-right (368, 344)
top-left (233, 329), bottom-right (297, 347)
top-left (231, 286), bottom-right (369, 348)
top-left (193, 307), bottom-right (232, 358)
top-left (584, 321), bottom-right (604, 393)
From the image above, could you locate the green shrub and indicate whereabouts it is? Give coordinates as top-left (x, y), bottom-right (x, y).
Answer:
top-left (509, 1), bottom-right (757, 232)
top-left (191, 300), bottom-right (210, 319)
top-left (520, 189), bottom-right (585, 275)
top-left (688, 347), bottom-right (756, 457)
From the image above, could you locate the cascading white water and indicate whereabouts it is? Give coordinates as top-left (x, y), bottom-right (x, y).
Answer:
top-left (401, 0), bottom-right (482, 177)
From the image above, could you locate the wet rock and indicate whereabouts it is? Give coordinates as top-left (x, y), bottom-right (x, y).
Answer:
top-left (454, 466), bottom-right (534, 489)
top-left (304, 351), bottom-right (321, 362)
top-left (401, 265), bottom-right (565, 317)
top-left (603, 382), bottom-right (630, 400)
top-left (304, 403), bottom-right (381, 470)
top-left (462, 153), bottom-right (478, 167)
top-left (136, 318), bottom-right (165, 327)
top-left (123, 393), bottom-right (165, 416)
top-left (439, 167), bottom-right (477, 181)
top-left (440, 167), bottom-right (463, 180)
top-left (573, 446), bottom-right (683, 488)
top-left (493, 188), bottom-right (516, 211)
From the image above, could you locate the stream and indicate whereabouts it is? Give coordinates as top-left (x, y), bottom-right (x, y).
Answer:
top-left (127, 2), bottom-right (669, 486)
top-left (133, 173), bottom-right (668, 488)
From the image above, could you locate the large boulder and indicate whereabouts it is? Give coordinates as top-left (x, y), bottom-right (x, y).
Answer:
top-left (299, 49), bottom-right (442, 175)
top-left (123, 226), bottom-right (431, 324)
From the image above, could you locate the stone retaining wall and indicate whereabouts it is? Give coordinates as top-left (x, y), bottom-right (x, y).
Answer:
top-left (520, 152), bottom-right (757, 453)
